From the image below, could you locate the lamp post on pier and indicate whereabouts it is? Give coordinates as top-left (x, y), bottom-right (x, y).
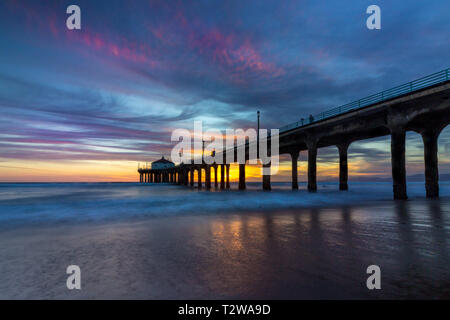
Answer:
top-left (257, 110), bottom-right (260, 158)
top-left (202, 139), bottom-right (205, 163)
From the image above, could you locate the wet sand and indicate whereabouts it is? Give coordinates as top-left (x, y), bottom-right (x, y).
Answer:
top-left (0, 199), bottom-right (449, 299)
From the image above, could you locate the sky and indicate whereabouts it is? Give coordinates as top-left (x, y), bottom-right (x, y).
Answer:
top-left (0, 0), bottom-right (449, 182)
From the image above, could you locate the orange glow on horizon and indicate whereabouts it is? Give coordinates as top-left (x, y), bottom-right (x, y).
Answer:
top-left (2, 148), bottom-right (449, 182)
top-left (0, 158), bottom-right (401, 182)
top-left (0, 159), bottom-right (138, 182)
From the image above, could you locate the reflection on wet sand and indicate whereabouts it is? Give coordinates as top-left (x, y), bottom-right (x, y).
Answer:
top-left (190, 201), bottom-right (449, 299)
top-left (0, 199), bottom-right (448, 299)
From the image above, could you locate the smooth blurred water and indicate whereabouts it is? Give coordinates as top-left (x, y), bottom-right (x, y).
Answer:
top-left (0, 182), bottom-right (449, 299)
top-left (1, 181), bottom-right (450, 228)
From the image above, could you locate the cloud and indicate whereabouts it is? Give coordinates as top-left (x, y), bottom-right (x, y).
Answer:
top-left (0, 0), bottom-right (449, 181)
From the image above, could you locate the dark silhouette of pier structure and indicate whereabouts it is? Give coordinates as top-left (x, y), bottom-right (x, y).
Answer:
top-left (139, 69), bottom-right (450, 200)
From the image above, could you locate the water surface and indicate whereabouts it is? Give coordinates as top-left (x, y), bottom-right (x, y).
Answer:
top-left (0, 182), bottom-right (449, 299)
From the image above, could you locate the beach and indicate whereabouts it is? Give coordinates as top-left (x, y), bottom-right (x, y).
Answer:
top-left (0, 182), bottom-right (449, 299)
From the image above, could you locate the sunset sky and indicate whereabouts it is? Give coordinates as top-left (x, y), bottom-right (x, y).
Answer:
top-left (0, 0), bottom-right (449, 182)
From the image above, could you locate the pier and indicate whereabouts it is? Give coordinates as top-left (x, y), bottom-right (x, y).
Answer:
top-left (139, 69), bottom-right (450, 200)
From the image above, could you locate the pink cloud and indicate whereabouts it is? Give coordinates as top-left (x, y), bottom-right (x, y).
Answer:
top-left (67, 29), bottom-right (159, 67)
top-left (187, 27), bottom-right (285, 83)
top-left (146, 7), bottom-right (285, 82)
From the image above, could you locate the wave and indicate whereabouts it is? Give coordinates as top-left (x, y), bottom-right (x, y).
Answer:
top-left (0, 182), bottom-right (449, 227)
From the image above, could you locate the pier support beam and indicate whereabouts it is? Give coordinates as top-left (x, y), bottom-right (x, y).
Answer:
top-left (220, 165), bottom-right (225, 189)
top-left (226, 164), bottom-right (230, 189)
top-left (421, 128), bottom-right (441, 198)
top-left (262, 162), bottom-right (271, 190)
top-left (307, 141), bottom-right (317, 192)
top-left (291, 151), bottom-right (299, 190)
top-left (140, 173), bottom-right (142, 183)
top-left (239, 163), bottom-right (246, 190)
top-left (214, 165), bottom-right (218, 188)
top-left (338, 143), bottom-right (349, 191)
top-left (205, 165), bottom-right (211, 189)
top-left (190, 169), bottom-right (194, 186)
top-left (197, 169), bottom-right (202, 189)
top-left (391, 127), bottom-right (407, 200)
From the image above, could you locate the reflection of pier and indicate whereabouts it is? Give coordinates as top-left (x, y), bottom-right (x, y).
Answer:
top-left (139, 69), bottom-right (450, 199)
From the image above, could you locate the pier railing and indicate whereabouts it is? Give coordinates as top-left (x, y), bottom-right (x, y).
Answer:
top-left (279, 68), bottom-right (450, 133)
top-left (182, 68), bottom-right (449, 165)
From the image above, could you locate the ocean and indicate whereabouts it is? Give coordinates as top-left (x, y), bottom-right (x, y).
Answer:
top-left (0, 182), bottom-right (449, 299)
